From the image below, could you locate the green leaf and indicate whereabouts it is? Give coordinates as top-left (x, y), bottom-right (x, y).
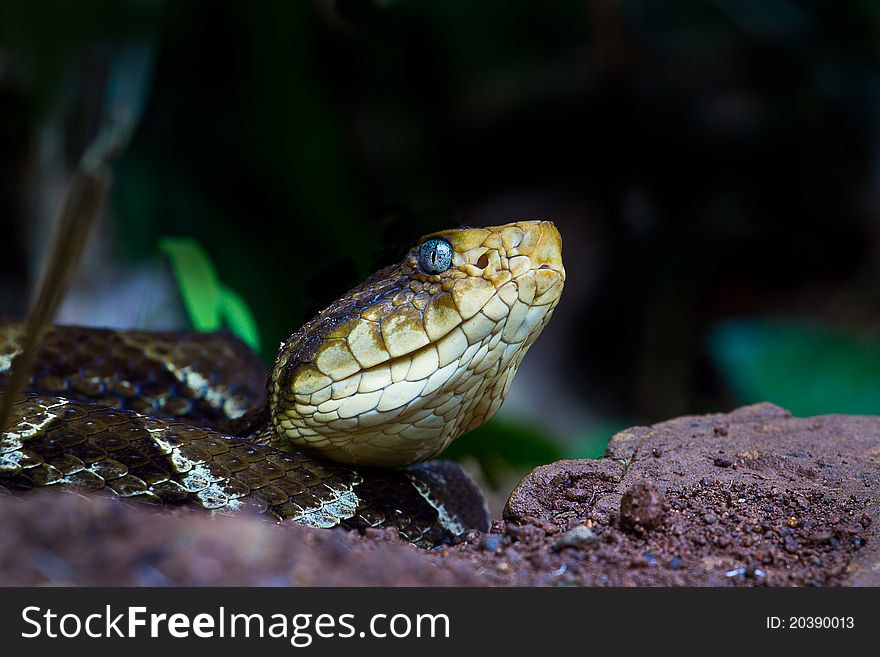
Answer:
top-left (158, 237), bottom-right (221, 331)
top-left (218, 284), bottom-right (261, 352)
top-left (159, 236), bottom-right (262, 352)
top-left (709, 319), bottom-right (880, 416)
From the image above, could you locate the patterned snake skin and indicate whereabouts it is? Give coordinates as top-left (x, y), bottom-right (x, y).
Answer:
top-left (0, 221), bottom-right (565, 547)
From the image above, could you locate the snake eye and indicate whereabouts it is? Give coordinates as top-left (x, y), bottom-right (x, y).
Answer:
top-left (418, 238), bottom-right (453, 275)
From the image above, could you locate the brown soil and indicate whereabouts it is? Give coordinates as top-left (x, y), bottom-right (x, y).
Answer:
top-left (1, 403), bottom-right (877, 586)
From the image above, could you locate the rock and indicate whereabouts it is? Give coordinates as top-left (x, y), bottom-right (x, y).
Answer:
top-left (482, 534), bottom-right (504, 552)
top-left (619, 481), bottom-right (666, 531)
top-left (552, 524), bottom-right (599, 550)
top-left (503, 458), bottom-right (623, 527)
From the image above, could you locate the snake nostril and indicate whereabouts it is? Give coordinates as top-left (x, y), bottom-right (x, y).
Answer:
top-left (476, 253), bottom-right (490, 269)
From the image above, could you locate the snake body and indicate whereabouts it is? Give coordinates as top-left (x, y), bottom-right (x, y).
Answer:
top-left (0, 221), bottom-right (565, 546)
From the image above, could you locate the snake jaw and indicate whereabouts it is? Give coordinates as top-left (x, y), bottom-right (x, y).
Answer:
top-left (269, 220), bottom-right (565, 468)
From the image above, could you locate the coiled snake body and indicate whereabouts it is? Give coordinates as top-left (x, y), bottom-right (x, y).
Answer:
top-left (0, 221), bottom-right (565, 547)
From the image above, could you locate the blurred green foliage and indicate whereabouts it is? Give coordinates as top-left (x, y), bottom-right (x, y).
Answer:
top-left (442, 415), bottom-right (624, 487)
top-left (159, 237), bottom-right (260, 352)
top-left (567, 418), bottom-right (634, 460)
top-left (710, 320), bottom-right (880, 417)
top-left (442, 418), bottom-right (564, 489)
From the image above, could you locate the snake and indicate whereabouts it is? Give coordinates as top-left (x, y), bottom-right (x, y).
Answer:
top-left (0, 220), bottom-right (565, 547)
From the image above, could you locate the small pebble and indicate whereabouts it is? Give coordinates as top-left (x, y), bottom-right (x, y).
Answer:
top-left (483, 535), bottom-right (503, 552)
top-left (713, 456), bottom-right (733, 468)
top-left (619, 481), bottom-right (666, 531)
top-left (552, 524), bottom-right (598, 551)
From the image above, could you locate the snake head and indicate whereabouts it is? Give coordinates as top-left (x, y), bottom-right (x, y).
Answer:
top-left (270, 220), bottom-right (565, 467)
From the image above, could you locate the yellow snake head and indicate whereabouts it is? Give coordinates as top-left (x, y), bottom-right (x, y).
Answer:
top-left (269, 220), bottom-right (565, 467)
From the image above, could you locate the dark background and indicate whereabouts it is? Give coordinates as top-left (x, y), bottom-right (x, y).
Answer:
top-left (3, 0), bottom-right (880, 491)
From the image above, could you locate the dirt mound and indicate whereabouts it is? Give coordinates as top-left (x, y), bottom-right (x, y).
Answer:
top-left (447, 403), bottom-right (878, 585)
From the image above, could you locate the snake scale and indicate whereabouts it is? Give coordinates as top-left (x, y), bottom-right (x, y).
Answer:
top-left (0, 221), bottom-right (565, 547)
